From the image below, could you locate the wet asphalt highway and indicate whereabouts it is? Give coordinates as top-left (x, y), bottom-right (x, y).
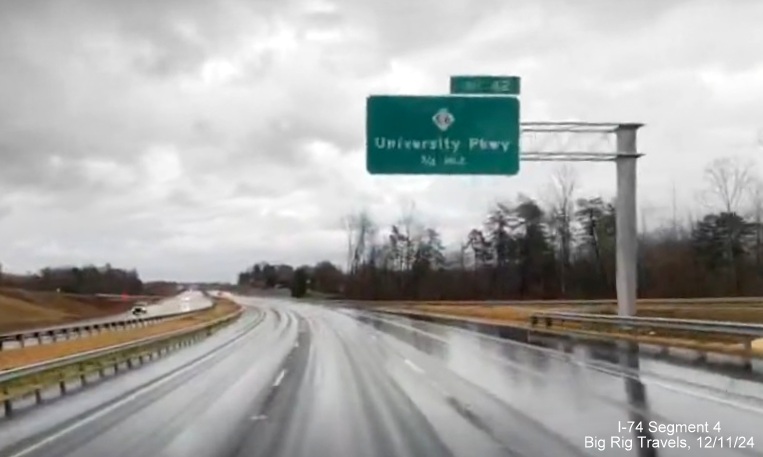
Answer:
top-left (92, 290), bottom-right (213, 321)
top-left (0, 295), bottom-right (761, 457)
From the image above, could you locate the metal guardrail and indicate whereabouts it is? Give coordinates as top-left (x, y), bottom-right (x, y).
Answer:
top-left (530, 312), bottom-right (763, 337)
top-left (0, 307), bottom-right (245, 417)
top-left (529, 311), bottom-right (763, 368)
top-left (0, 306), bottom-right (209, 351)
top-left (92, 293), bottom-right (165, 300)
top-left (358, 297), bottom-right (763, 307)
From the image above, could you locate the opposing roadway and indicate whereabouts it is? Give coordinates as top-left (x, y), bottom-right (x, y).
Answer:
top-left (96, 290), bottom-right (213, 321)
top-left (4, 290), bottom-right (212, 336)
top-left (0, 291), bottom-right (215, 351)
top-left (0, 295), bottom-right (761, 457)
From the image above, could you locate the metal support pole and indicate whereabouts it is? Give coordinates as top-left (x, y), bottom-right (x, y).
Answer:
top-left (615, 124), bottom-right (641, 317)
top-left (619, 340), bottom-right (657, 457)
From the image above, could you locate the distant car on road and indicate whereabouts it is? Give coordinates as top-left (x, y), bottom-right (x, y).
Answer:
top-left (130, 304), bottom-right (148, 316)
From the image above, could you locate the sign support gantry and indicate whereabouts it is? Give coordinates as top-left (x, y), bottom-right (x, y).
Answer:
top-left (520, 121), bottom-right (644, 317)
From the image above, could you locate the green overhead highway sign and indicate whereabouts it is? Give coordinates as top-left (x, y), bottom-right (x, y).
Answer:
top-left (450, 75), bottom-right (521, 95)
top-left (366, 95), bottom-right (520, 175)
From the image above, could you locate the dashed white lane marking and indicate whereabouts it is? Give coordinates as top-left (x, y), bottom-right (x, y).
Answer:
top-left (371, 313), bottom-right (763, 415)
top-left (293, 341), bottom-right (299, 348)
top-left (401, 357), bottom-right (451, 397)
top-left (250, 415), bottom-right (268, 421)
top-left (404, 358), bottom-right (425, 374)
top-left (273, 368), bottom-right (287, 387)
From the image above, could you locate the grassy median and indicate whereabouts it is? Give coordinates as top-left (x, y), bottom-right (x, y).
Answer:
top-left (0, 299), bottom-right (241, 371)
top-left (380, 303), bottom-right (566, 323)
top-left (380, 302), bottom-right (763, 357)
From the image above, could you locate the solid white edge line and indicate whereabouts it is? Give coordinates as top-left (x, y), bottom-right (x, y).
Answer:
top-left (273, 368), bottom-right (287, 387)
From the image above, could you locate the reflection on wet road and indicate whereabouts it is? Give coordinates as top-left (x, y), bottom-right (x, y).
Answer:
top-left (355, 311), bottom-right (763, 456)
top-left (0, 296), bottom-right (761, 457)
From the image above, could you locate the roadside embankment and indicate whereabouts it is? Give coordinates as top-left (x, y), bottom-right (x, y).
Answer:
top-left (0, 288), bottom-right (147, 333)
top-left (0, 299), bottom-right (241, 371)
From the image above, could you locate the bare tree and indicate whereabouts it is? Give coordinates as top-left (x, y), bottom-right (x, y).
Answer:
top-left (342, 214), bottom-right (356, 274)
top-left (701, 156), bottom-right (756, 214)
top-left (356, 211), bottom-right (376, 272)
top-left (343, 210), bottom-right (376, 274)
top-left (748, 178), bottom-right (763, 273)
top-left (546, 164), bottom-right (577, 295)
top-left (639, 202), bottom-right (657, 236)
top-left (456, 242), bottom-right (469, 270)
top-left (698, 157), bottom-right (758, 291)
top-left (671, 182), bottom-right (679, 235)
top-left (397, 200), bottom-right (423, 272)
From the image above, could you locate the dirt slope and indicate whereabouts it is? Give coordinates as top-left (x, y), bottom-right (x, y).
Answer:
top-left (0, 300), bottom-right (240, 370)
top-left (0, 288), bottom-right (135, 333)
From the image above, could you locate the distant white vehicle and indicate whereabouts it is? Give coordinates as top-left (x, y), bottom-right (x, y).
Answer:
top-left (130, 304), bottom-right (148, 316)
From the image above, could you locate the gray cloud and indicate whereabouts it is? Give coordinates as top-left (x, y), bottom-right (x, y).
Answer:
top-left (0, 0), bottom-right (761, 281)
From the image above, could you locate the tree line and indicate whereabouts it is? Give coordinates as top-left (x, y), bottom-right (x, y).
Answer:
top-left (237, 261), bottom-right (342, 298)
top-left (239, 156), bottom-right (763, 300)
top-left (0, 264), bottom-right (145, 295)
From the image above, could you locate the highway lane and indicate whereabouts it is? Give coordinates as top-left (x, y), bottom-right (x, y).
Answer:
top-left (0, 296), bottom-right (761, 457)
top-left (353, 310), bottom-right (763, 455)
top-left (69, 290), bottom-right (210, 325)
top-left (108, 290), bottom-right (212, 320)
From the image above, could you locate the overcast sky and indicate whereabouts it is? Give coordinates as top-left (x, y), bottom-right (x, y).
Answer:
top-left (1, 0), bottom-right (762, 282)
